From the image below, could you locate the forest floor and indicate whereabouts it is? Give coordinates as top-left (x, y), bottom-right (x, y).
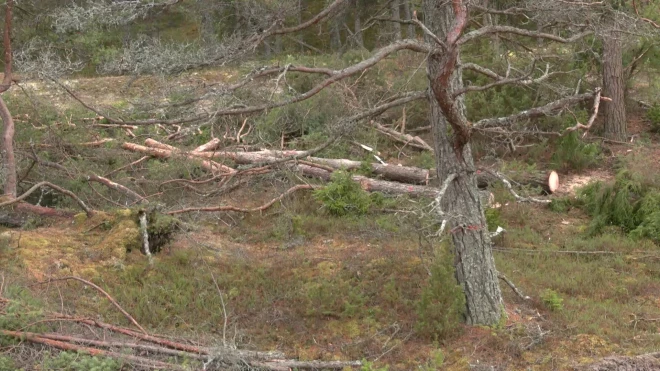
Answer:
top-left (0, 72), bottom-right (659, 370)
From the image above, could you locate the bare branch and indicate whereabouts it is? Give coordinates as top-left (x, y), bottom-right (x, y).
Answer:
top-left (474, 91), bottom-right (596, 128)
top-left (455, 62), bottom-right (554, 97)
top-left (167, 184), bottom-right (316, 215)
top-left (271, 0), bottom-right (347, 35)
top-left (0, 181), bottom-right (93, 215)
top-left (564, 87), bottom-right (606, 135)
top-left (87, 174), bottom-right (147, 204)
top-left (478, 169), bottom-right (551, 204)
top-left (633, 0), bottom-right (660, 29)
top-left (38, 276), bottom-right (147, 334)
top-left (57, 41), bottom-right (430, 126)
top-left (459, 27), bottom-right (592, 45)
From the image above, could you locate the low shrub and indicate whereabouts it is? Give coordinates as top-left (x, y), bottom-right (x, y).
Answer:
top-left (313, 171), bottom-right (380, 216)
top-left (578, 170), bottom-right (660, 242)
top-left (647, 103), bottom-right (660, 133)
top-left (415, 250), bottom-right (465, 340)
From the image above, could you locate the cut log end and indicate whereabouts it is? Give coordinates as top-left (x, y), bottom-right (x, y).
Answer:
top-left (548, 171), bottom-right (559, 194)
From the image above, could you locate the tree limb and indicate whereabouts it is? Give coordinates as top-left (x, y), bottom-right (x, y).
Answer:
top-left (459, 27), bottom-right (592, 45)
top-left (474, 91), bottom-right (596, 128)
top-left (0, 181), bottom-right (92, 215)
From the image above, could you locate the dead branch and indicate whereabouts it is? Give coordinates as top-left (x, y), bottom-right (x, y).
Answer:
top-left (87, 174), bottom-right (147, 203)
top-left (0, 181), bottom-right (93, 215)
top-left (271, 0), bottom-right (347, 35)
top-left (368, 120), bottom-right (434, 152)
top-left (497, 272), bottom-right (530, 300)
top-left (0, 330), bottom-right (182, 370)
top-left (167, 184), bottom-right (316, 215)
top-left (35, 333), bottom-right (205, 360)
top-left (39, 276), bottom-right (148, 335)
top-left (90, 123), bottom-right (138, 129)
top-left (474, 91), bottom-right (596, 128)
top-left (121, 142), bottom-right (235, 174)
top-left (632, 0), bottom-right (660, 29)
top-left (458, 27), bottom-right (592, 45)
top-left (50, 314), bottom-right (208, 354)
top-left (253, 360), bottom-right (363, 370)
top-left (564, 87), bottom-right (604, 135)
top-left (478, 169), bottom-right (553, 203)
top-left (493, 247), bottom-right (621, 255)
top-left (57, 42), bottom-right (430, 126)
top-left (103, 156), bottom-right (150, 178)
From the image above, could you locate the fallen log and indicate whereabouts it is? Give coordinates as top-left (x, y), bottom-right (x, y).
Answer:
top-left (129, 142), bottom-right (431, 184)
top-left (475, 169), bottom-right (559, 194)
top-left (122, 141), bottom-right (559, 197)
top-left (121, 143), bottom-right (234, 174)
top-left (192, 138), bottom-right (222, 152)
top-left (0, 330), bottom-right (180, 370)
top-left (296, 165), bottom-right (439, 198)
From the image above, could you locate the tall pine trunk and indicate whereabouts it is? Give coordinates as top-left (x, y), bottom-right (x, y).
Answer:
top-left (403, 0), bottom-right (415, 38)
top-left (424, 0), bottom-right (502, 326)
top-left (391, 0), bottom-right (402, 40)
top-left (602, 35), bottom-right (626, 141)
top-left (353, 0), bottom-right (363, 47)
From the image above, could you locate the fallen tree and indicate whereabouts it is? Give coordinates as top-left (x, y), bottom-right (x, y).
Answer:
top-left (123, 139), bottom-right (560, 198)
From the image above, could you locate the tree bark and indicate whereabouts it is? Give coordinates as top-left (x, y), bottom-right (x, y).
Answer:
top-left (391, 0), bottom-right (402, 40)
top-left (403, 0), bottom-right (415, 38)
top-left (602, 35), bottom-right (627, 142)
top-left (0, 96), bottom-right (16, 197)
top-left (353, 0), bottom-right (363, 47)
top-left (0, 0), bottom-right (15, 197)
top-left (424, 0), bottom-right (503, 326)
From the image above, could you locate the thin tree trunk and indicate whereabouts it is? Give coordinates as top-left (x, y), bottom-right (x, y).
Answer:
top-left (391, 0), bottom-right (402, 40)
top-left (423, 0), bottom-right (503, 326)
top-left (331, 21), bottom-right (342, 51)
top-left (403, 0), bottom-right (415, 38)
top-left (602, 35), bottom-right (627, 141)
top-left (0, 96), bottom-right (15, 197)
top-left (353, 0), bottom-right (363, 47)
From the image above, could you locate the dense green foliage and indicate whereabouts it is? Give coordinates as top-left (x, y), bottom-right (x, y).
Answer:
top-left (578, 170), bottom-right (660, 242)
top-left (647, 103), bottom-right (660, 133)
top-left (313, 171), bottom-right (382, 216)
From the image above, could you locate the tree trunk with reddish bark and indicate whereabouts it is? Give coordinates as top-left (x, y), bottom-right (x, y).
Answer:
top-left (602, 34), bottom-right (627, 142)
top-left (0, 0), bottom-right (15, 197)
top-left (424, 0), bottom-right (503, 326)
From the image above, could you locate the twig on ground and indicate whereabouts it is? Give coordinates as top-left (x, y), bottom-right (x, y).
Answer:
top-left (37, 276), bottom-right (148, 335)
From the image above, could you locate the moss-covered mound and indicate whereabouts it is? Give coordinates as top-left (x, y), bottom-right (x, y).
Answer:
top-left (4, 208), bottom-right (178, 279)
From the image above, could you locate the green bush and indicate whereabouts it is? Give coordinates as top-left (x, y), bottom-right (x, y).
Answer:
top-left (540, 289), bottom-right (564, 311)
top-left (313, 171), bottom-right (375, 216)
top-left (415, 250), bottom-right (465, 340)
top-left (577, 170), bottom-right (660, 242)
top-left (0, 356), bottom-right (19, 371)
top-left (647, 103), bottom-right (660, 133)
top-left (551, 132), bottom-right (601, 172)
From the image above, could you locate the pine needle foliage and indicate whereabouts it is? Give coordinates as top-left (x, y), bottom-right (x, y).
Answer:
top-left (578, 170), bottom-right (660, 242)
